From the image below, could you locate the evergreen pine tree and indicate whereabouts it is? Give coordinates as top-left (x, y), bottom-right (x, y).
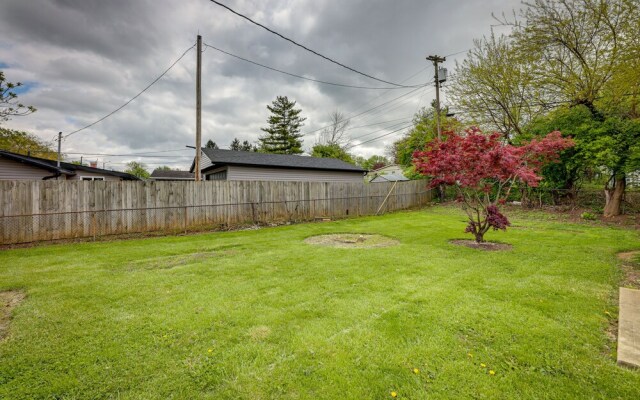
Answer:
top-left (205, 140), bottom-right (219, 149)
top-left (259, 96), bottom-right (306, 154)
top-left (241, 140), bottom-right (257, 152)
top-left (229, 138), bottom-right (242, 151)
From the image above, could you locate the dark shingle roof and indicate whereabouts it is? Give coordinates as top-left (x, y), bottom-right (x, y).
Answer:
top-left (200, 148), bottom-right (365, 172)
top-left (150, 169), bottom-right (194, 179)
top-left (0, 150), bottom-right (140, 180)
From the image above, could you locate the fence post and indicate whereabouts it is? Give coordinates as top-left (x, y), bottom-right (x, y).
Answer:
top-left (251, 202), bottom-right (257, 225)
top-left (91, 211), bottom-right (96, 241)
top-left (184, 206), bottom-right (188, 234)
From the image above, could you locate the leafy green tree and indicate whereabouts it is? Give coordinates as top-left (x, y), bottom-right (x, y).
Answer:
top-left (311, 143), bottom-right (354, 164)
top-left (1, 71), bottom-right (36, 123)
top-left (124, 161), bottom-right (150, 179)
top-left (154, 166), bottom-right (173, 171)
top-left (449, 33), bottom-right (547, 140)
top-left (527, 105), bottom-right (640, 216)
top-left (391, 106), bottom-right (461, 166)
top-left (259, 96), bottom-right (306, 154)
top-left (0, 127), bottom-right (56, 159)
top-left (354, 155), bottom-right (389, 171)
top-left (505, 0), bottom-right (635, 114)
top-left (205, 140), bottom-right (218, 149)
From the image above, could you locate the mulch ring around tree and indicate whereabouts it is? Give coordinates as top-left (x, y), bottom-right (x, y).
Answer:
top-left (304, 233), bottom-right (399, 248)
top-left (1, 290), bottom-right (26, 341)
top-left (449, 239), bottom-right (512, 251)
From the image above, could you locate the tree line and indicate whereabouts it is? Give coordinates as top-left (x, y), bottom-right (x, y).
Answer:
top-left (389, 0), bottom-right (639, 216)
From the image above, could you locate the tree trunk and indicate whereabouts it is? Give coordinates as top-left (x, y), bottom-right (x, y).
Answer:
top-left (474, 232), bottom-right (485, 243)
top-left (603, 174), bottom-right (626, 217)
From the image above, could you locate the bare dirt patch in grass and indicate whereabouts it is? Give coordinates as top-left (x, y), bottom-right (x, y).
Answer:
top-left (618, 251), bottom-right (640, 262)
top-left (248, 325), bottom-right (272, 341)
top-left (1, 290), bottom-right (25, 341)
top-left (450, 239), bottom-right (512, 251)
top-left (126, 250), bottom-right (236, 271)
top-left (304, 233), bottom-right (399, 248)
top-left (618, 251), bottom-right (640, 289)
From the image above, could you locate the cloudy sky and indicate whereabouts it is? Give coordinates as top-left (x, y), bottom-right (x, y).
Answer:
top-left (0, 0), bottom-right (521, 171)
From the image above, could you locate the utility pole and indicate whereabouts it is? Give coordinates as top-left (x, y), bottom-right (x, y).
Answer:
top-left (57, 132), bottom-right (62, 168)
top-left (426, 55), bottom-right (446, 202)
top-left (426, 55), bottom-right (446, 140)
top-left (195, 34), bottom-right (202, 182)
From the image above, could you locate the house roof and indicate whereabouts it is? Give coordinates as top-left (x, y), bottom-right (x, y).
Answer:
top-left (198, 148), bottom-right (365, 173)
top-left (370, 173), bottom-right (410, 183)
top-left (0, 150), bottom-right (140, 180)
top-left (150, 169), bottom-right (194, 180)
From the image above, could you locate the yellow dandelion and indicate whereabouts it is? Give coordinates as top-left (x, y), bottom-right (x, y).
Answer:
top-left (413, 368), bottom-right (420, 374)
top-left (390, 391), bottom-right (398, 398)
top-left (208, 348), bottom-right (213, 353)
top-left (489, 370), bottom-right (496, 375)
top-left (480, 363), bottom-right (486, 368)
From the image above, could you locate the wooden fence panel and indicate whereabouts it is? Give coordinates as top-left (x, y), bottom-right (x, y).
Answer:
top-left (0, 180), bottom-right (431, 244)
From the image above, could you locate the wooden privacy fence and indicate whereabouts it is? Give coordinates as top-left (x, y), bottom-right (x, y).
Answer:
top-left (0, 180), bottom-right (431, 244)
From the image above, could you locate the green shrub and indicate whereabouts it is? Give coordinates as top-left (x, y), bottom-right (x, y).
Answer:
top-left (581, 212), bottom-right (597, 220)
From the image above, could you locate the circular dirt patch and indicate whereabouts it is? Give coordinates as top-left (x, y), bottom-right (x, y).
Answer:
top-left (304, 233), bottom-right (399, 248)
top-left (450, 239), bottom-right (512, 251)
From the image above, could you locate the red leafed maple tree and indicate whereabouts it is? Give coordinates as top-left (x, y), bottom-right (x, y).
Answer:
top-left (413, 127), bottom-right (574, 243)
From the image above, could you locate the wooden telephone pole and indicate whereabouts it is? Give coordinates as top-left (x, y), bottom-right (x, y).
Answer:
top-left (426, 55), bottom-right (446, 140)
top-left (195, 35), bottom-right (202, 181)
top-left (56, 131), bottom-right (62, 168)
top-left (427, 55), bottom-right (446, 201)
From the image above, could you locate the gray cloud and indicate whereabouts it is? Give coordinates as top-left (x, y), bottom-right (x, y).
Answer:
top-left (0, 0), bottom-right (522, 170)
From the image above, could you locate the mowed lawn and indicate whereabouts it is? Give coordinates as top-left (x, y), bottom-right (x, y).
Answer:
top-left (1, 207), bottom-right (639, 399)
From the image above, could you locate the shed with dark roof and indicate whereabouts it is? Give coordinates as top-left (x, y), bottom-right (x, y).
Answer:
top-left (191, 148), bottom-right (365, 182)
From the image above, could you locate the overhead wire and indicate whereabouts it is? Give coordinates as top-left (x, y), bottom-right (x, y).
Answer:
top-left (350, 119), bottom-right (415, 141)
top-left (203, 43), bottom-right (426, 90)
top-left (345, 123), bottom-right (414, 149)
top-left (207, 0), bottom-right (413, 88)
top-left (302, 85), bottom-right (426, 136)
top-left (63, 43), bottom-right (196, 139)
top-left (444, 48), bottom-right (471, 58)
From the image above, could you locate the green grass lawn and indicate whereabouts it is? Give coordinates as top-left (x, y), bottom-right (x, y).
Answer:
top-left (1, 207), bottom-right (639, 399)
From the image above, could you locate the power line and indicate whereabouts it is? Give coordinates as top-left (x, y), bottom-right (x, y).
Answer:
top-left (350, 119), bottom-right (414, 141)
top-left (63, 43), bottom-right (196, 139)
top-left (207, 0), bottom-right (412, 88)
top-left (303, 85), bottom-right (426, 136)
top-left (66, 153), bottom-right (193, 158)
top-left (34, 148), bottom-right (193, 157)
top-left (346, 123), bottom-right (414, 149)
top-left (357, 86), bottom-right (434, 125)
top-left (203, 43), bottom-right (426, 90)
top-left (444, 48), bottom-right (471, 58)
top-left (299, 66), bottom-right (431, 137)
top-left (331, 68), bottom-right (433, 125)
top-left (343, 116), bottom-right (415, 132)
